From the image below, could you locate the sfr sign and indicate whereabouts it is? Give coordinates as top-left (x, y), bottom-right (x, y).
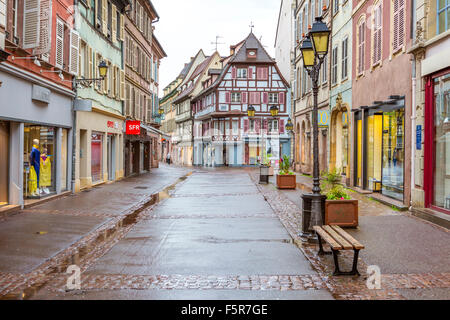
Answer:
top-left (126, 121), bottom-right (141, 135)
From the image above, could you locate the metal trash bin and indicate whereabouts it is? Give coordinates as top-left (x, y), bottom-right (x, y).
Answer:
top-left (300, 193), bottom-right (326, 239)
top-left (259, 165), bottom-right (269, 184)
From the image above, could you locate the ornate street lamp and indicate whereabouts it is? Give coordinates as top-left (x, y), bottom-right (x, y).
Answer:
top-left (285, 118), bottom-right (294, 132)
top-left (158, 106), bottom-right (164, 115)
top-left (299, 14), bottom-right (331, 242)
top-left (270, 105), bottom-right (279, 117)
top-left (74, 61), bottom-right (109, 87)
top-left (247, 105), bottom-right (256, 117)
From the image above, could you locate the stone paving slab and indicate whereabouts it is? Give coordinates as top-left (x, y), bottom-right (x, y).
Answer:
top-left (0, 213), bottom-right (106, 273)
top-left (32, 288), bottom-right (334, 300)
top-left (346, 215), bottom-right (450, 274)
top-left (153, 194), bottom-right (274, 217)
top-left (86, 218), bottom-right (317, 276)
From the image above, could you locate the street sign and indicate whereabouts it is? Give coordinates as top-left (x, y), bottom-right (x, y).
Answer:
top-left (416, 125), bottom-right (422, 150)
top-left (126, 120), bottom-right (141, 135)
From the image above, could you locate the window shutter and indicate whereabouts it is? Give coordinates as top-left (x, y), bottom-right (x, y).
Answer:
top-left (263, 119), bottom-right (268, 131)
top-left (280, 119), bottom-right (285, 134)
top-left (262, 92), bottom-right (268, 104)
top-left (102, 0), bottom-right (107, 36)
top-left (242, 92), bottom-right (248, 103)
top-left (279, 92), bottom-right (285, 104)
top-left (88, 46), bottom-right (93, 78)
top-left (125, 84), bottom-right (130, 116)
top-left (231, 67), bottom-right (236, 79)
top-left (55, 19), bottom-right (64, 68)
top-left (225, 92), bottom-right (231, 103)
top-left (248, 67), bottom-right (253, 79)
top-left (256, 119), bottom-right (261, 134)
top-left (393, 0), bottom-right (399, 51)
top-left (244, 119), bottom-right (249, 133)
top-left (120, 14), bottom-right (124, 41)
top-left (120, 69), bottom-right (125, 101)
top-left (23, 0), bottom-right (41, 49)
top-left (112, 5), bottom-right (117, 43)
top-left (255, 92), bottom-right (261, 104)
top-left (69, 30), bottom-right (80, 75)
top-left (34, 0), bottom-right (51, 55)
top-left (134, 89), bottom-right (139, 119)
top-left (398, 0), bottom-right (405, 49)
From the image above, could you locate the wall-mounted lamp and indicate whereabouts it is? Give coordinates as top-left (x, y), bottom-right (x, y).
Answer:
top-left (11, 56), bottom-right (41, 67)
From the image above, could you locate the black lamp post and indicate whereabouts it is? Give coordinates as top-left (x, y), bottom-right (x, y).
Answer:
top-left (299, 15), bottom-right (331, 241)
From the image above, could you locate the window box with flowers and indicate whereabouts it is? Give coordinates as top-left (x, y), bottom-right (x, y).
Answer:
top-left (321, 169), bottom-right (358, 227)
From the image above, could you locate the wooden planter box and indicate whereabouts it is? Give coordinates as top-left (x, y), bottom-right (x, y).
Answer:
top-left (276, 174), bottom-right (296, 189)
top-left (325, 199), bottom-right (358, 227)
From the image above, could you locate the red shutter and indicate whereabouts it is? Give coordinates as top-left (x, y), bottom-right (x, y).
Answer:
top-left (280, 119), bottom-right (285, 134)
top-left (263, 119), bottom-right (268, 131)
top-left (262, 92), bottom-right (268, 104)
top-left (231, 67), bottom-right (237, 79)
top-left (279, 92), bottom-right (285, 104)
top-left (264, 68), bottom-right (269, 80)
top-left (244, 119), bottom-right (249, 133)
top-left (256, 92), bottom-right (261, 104)
top-left (225, 92), bottom-right (231, 103)
top-left (242, 92), bottom-right (248, 103)
top-left (393, 0), bottom-right (399, 51)
top-left (256, 119), bottom-right (261, 134)
top-left (256, 67), bottom-right (261, 80)
top-left (248, 67), bottom-right (253, 79)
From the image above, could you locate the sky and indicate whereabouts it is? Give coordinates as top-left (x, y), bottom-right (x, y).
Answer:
top-left (152, 0), bottom-right (281, 93)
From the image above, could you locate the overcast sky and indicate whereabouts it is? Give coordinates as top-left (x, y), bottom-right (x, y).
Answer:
top-left (152, 0), bottom-right (281, 93)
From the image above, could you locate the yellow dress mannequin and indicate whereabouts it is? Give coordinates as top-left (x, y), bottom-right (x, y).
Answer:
top-left (28, 166), bottom-right (38, 195)
top-left (40, 152), bottom-right (52, 190)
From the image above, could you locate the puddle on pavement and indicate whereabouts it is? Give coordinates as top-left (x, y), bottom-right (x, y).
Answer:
top-left (199, 236), bottom-right (294, 244)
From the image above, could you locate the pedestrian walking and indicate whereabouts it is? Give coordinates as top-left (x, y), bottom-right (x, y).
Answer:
top-left (166, 153), bottom-right (171, 165)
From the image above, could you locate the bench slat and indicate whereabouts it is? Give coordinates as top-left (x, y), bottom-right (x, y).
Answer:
top-left (322, 225), bottom-right (353, 250)
top-left (313, 226), bottom-right (342, 250)
top-left (331, 225), bottom-right (365, 250)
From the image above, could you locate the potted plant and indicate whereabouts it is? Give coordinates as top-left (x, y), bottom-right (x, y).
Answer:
top-left (263, 153), bottom-right (274, 176)
top-left (321, 168), bottom-right (358, 227)
top-left (276, 155), bottom-right (296, 189)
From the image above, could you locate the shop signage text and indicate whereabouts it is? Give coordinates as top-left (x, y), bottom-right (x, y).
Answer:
top-left (32, 85), bottom-right (50, 104)
top-left (126, 121), bottom-right (141, 135)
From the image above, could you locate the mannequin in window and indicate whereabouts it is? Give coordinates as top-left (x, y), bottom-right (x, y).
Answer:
top-left (28, 139), bottom-right (40, 196)
top-left (40, 146), bottom-right (52, 194)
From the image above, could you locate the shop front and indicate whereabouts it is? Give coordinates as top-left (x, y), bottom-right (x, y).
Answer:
top-left (424, 69), bottom-right (450, 214)
top-left (124, 120), bottom-right (152, 177)
top-left (0, 66), bottom-right (74, 206)
top-left (75, 110), bottom-right (124, 191)
top-left (353, 96), bottom-right (405, 201)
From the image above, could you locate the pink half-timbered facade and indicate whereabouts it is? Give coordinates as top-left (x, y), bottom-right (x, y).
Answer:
top-left (191, 32), bottom-right (291, 167)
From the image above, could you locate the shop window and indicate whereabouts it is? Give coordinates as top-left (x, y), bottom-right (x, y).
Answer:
top-left (91, 132), bottom-right (103, 183)
top-left (23, 125), bottom-right (56, 198)
top-left (433, 73), bottom-right (450, 209)
top-left (61, 129), bottom-right (68, 191)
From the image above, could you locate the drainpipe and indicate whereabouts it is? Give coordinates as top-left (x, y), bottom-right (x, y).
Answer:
top-left (410, 57), bottom-right (416, 210)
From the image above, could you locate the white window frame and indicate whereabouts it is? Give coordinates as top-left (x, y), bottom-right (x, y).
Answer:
top-left (231, 92), bottom-right (241, 103)
top-left (237, 68), bottom-right (247, 79)
top-left (268, 93), bottom-right (279, 104)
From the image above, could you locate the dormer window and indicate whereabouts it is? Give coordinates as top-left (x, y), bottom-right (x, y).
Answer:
top-left (247, 49), bottom-right (257, 58)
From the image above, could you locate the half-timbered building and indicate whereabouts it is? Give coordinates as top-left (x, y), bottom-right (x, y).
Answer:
top-left (191, 32), bottom-right (291, 167)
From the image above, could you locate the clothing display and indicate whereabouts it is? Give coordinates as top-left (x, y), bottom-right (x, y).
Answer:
top-left (40, 154), bottom-right (52, 187)
top-left (28, 165), bottom-right (38, 195)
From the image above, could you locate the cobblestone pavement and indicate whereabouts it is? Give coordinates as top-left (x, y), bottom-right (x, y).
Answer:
top-left (249, 170), bottom-right (450, 300)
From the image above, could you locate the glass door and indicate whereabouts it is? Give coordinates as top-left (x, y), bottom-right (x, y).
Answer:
top-left (91, 132), bottom-right (103, 183)
top-left (381, 110), bottom-right (404, 201)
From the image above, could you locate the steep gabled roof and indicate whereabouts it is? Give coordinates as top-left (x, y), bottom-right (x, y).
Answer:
top-left (229, 32), bottom-right (275, 64)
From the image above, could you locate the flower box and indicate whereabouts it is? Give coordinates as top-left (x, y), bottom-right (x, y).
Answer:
top-left (324, 199), bottom-right (358, 227)
top-left (276, 174), bottom-right (296, 189)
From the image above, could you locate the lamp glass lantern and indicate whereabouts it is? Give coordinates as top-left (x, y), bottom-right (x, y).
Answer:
top-left (247, 105), bottom-right (256, 117)
top-left (285, 118), bottom-right (294, 131)
top-left (98, 61), bottom-right (108, 78)
top-left (269, 106), bottom-right (279, 117)
top-left (300, 36), bottom-right (315, 68)
top-left (158, 106), bottom-right (164, 115)
top-left (309, 17), bottom-right (331, 56)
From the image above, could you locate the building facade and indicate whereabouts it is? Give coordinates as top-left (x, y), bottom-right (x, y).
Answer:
top-left (123, 0), bottom-right (166, 177)
top-left (74, 0), bottom-right (128, 192)
top-left (293, 0), bottom-right (331, 174)
top-left (192, 33), bottom-right (291, 167)
top-left (0, 0), bottom-right (76, 207)
top-left (351, 0), bottom-right (413, 206)
top-left (409, 0), bottom-right (450, 217)
top-left (329, 0), bottom-right (352, 184)
top-left (172, 49), bottom-right (207, 166)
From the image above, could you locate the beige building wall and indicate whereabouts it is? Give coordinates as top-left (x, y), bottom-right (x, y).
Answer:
top-left (75, 109), bottom-right (124, 192)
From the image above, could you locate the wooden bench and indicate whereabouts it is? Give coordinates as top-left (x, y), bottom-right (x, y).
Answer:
top-left (313, 225), bottom-right (365, 276)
